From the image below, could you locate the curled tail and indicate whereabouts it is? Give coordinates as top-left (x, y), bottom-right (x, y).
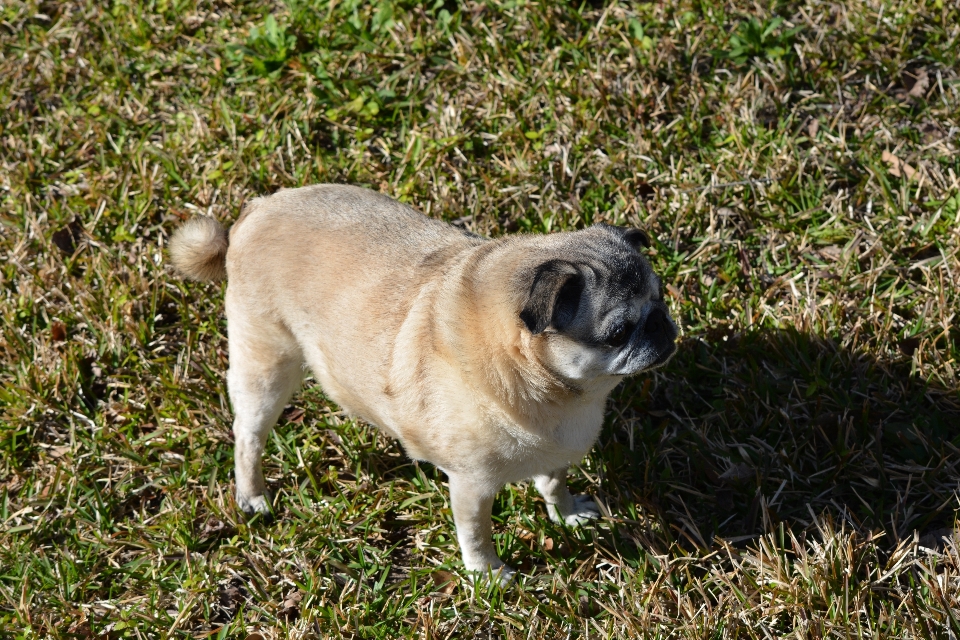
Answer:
top-left (168, 216), bottom-right (228, 281)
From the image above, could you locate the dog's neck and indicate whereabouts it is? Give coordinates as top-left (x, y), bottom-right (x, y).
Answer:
top-left (438, 242), bottom-right (597, 429)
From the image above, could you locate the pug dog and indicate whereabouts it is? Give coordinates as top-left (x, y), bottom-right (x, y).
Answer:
top-left (169, 184), bottom-right (677, 582)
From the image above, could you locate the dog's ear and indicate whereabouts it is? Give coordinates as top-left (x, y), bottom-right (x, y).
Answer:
top-left (620, 228), bottom-right (650, 250)
top-left (594, 223), bottom-right (650, 251)
top-left (520, 260), bottom-right (584, 335)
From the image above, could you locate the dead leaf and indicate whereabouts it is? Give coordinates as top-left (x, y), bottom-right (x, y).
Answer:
top-left (213, 57), bottom-right (221, 72)
top-left (51, 221), bottom-right (84, 254)
top-left (66, 617), bottom-right (92, 639)
top-left (807, 118), bottom-right (819, 138)
top-left (906, 68), bottom-right (930, 98)
top-left (279, 589), bottom-right (302, 621)
top-left (578, 595), bottom-right (599, 617)
top-left (881, 150), bottom-right (916, 180)
top-left (200, 517), bottom-right (232, 540)
top-left (543, 142), bottom-right (564, 158)
top-left (516, 529), bottom-right (535, 543)
top-left (2, 474), bottom-right (22, 493)
top-left (244, 634), bottom-right (265, 640)
top-left (719, 464), bottom-right (754, 483)
top-left (430, 570), bottom-right (457, 595)
top-left (818, 245), bottom-right (843, 262)
top-left (284, 407), bottom-right (305, 424)
top-left (46, 445), bottom-right (71, 459)
top-left (215, 577), bottom-right (250, 623)
top-left (542, 537), bottom-right (555, 551)
top-left (50, 321), bottom-right (67, 342)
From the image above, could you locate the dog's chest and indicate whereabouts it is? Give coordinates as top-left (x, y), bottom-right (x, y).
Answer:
top-left (552, 398), bottom-right (607, 453)
top-left (498, 395), bottom-right (608, 479)
top-left (549, 378), bottom-right (620, 453)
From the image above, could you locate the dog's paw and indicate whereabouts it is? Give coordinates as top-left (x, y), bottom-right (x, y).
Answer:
top-left (548, 494), bottom-right (600, 527)
top-left (237, 492), bottom-right (272, 518)
top-left (465, 564), bottom-right (517, 588)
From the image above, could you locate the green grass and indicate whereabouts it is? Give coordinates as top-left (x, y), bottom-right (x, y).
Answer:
top-left (1, 0), bottom-right (959, 637)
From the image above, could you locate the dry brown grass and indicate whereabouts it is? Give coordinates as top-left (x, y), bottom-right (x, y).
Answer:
top-left (1, 0), bottom-right (959, 637)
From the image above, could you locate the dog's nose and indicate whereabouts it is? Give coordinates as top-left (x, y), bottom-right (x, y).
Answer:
top-left (644, 309), bottom-right (669, 337)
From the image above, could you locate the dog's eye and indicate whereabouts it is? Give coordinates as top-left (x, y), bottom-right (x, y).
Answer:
top-left (606, 322), bottom-right (635, 347)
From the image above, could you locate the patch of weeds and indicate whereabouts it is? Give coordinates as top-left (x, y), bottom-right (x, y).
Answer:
top-left (627, 19), bottom-right (656, 53)
top-left (226, 14), bottom-right (298, 79)
top-left (716, 16), bottom-right (802, 66)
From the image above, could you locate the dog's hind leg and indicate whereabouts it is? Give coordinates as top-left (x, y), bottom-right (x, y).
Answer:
top-left (225, 306), bottom-right (303, 516)
top-left (534, 468), bottom-right (600, 527)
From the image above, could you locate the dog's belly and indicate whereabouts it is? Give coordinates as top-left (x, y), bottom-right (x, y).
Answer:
top-left (503, 442), bottom-right (591, 484)
top-left (299, 341), bottom-right (402, 439)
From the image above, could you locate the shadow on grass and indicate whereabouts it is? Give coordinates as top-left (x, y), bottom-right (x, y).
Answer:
top-left (261, 327), bottom-right (960, 577)
top-left (600, 328), bottom-right (960, 554)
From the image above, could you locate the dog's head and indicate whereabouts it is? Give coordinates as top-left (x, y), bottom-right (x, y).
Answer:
top-left (518, 224), bottom-right (678, 382)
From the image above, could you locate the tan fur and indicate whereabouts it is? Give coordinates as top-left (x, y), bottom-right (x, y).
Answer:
top-left (172, 184), bottom-right (673, 581)
top-left (168, 216), bottom-right (228, 281)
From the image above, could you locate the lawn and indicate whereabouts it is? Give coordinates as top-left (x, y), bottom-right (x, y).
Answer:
top-left (1, 0), bottom-right (959, 637)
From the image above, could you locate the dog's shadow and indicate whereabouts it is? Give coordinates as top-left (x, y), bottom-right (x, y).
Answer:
top-left (597, 327), bottom-right (960, 552)
top-left (270, 328), bottom-right (959, 563)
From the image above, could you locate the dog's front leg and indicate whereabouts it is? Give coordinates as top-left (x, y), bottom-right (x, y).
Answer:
top-left (447, 474), bottom-right (514, 583)
top-left (534, 467), bottom-right (600, 526)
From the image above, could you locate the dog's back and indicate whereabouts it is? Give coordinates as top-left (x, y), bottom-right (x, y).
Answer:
top-left (231, 184), bottom-right (464, 256)
top-left (213, 185), bottom-right (483, 431)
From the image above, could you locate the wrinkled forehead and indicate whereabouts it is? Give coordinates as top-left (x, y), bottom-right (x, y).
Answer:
top-left (575, 239), bottom-right (652, 301)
